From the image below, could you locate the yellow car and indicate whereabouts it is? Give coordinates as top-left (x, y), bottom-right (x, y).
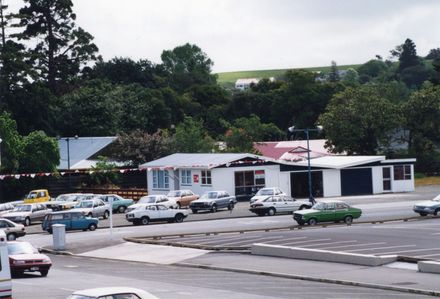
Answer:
top-left (23, 189), bottom-right (50, 204)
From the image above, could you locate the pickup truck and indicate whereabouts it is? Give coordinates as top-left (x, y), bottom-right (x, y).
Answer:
top-left (125, 204), bottom-right (189, 225)
top-left (23, 189), bottom-right (50, 204)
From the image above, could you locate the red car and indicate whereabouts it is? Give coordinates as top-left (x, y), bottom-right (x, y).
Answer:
top-left (7, 241), bottom-right (52, 277)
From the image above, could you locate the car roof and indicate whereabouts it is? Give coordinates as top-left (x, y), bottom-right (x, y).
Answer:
top-left (72, 287), bottom-right (157, 298)
top-left (50, 210), bottom-right (82, 215)
top-left (317, 199), bottom-right (346, 203)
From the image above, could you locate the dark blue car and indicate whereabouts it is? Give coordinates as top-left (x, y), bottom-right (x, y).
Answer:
top-left (41, 211), bottom-right (99, 233)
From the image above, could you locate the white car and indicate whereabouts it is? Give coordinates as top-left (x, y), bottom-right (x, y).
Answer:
top-left (126, 195), bottom-right (177, 213)
top-left (125, 204), bottom-right (189, 225)
top-left (68, 287), bottom-right (158, 299)
top-left (71, 198), bottom-right (110, 219)
top-left (250, 187), bottom-right (286, 204)
top-left (249, 195), bottom-right (312, 216)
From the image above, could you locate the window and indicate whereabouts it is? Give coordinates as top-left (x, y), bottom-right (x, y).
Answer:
top-left (201, 170), bottom-right (212, 185)
top-left (152, 170), bottom-right (170, 189)
top-left (181, 169), bottom-right (192, 185)
top-left (394, 165), bottom-right (412, 181)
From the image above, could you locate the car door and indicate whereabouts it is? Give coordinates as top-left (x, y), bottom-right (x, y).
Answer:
top-left (181, 191), bottom-right (190, 206)
top-left (96, 200), bottom-right (106, 217)
top-left (335, 202), bottom-right (350, 221)
top-left (30, 204), bottom-right (42, 221)
top-left (280, 196), bottom-right (295, 212)
top-left (157, 205), bottom-right (173, 219)
top-left (319, 202), bottom-right (336, 222)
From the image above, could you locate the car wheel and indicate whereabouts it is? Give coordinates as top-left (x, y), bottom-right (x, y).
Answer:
top-left (40, 269), bottom-right (49, 277)
top-left (344, 215), bottom-right (353, 224)
top-left (141, 216), bottom-right (149, 225)
top-left (267, 208), bottom-right (276, 216)
top-left (228, 202), bottom-right (234, 211)
top-left (210, 204), bottom-right (217, 213)
top-left (419, 212), bottom-right (427, 216)
top-left (191, 209), bottom-right (198, 214)
top-left (308, 218), bottom-right (317, 226)
top-left (24, 217), bottom-right (31, 226)
top-left (103, 210), bottom-right (110, 219)
top-left (88, 223), bottom-right (97, 231)
top-left (174, 213), bottom-right (184, 223)
top-left (6, 233), bottom-right (16, 241)
top-left (434, 209), bottom-right (440, 216)
top-left (118, 206), bottom-right (126, 213)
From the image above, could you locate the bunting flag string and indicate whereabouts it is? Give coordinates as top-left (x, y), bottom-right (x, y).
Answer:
top-left (0, 168), bottom-right (146, 180)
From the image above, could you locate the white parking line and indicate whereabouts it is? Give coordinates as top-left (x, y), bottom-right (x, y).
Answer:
top-left (377, 248), bottom-right (438, 255)
top-left (346, 245), bottom-right (417, 253)
top-left (221, 236), bottom-right (283, 246)
top-left (301, 240), bottom-right (358, 248)
top-left (415, 252), bottom-right (440, 258)
top-left (199, 235), bottom-right (283, 245)
top-left (263, 236), bottom-right (308, 244)
top-left (323, 242), bottom-right (387, 250)
top-left (277, 238), bottom-right (332, 246)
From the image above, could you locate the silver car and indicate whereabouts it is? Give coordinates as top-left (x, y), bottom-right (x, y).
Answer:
top-left (71, 198), bottom-right (110, 219)
top-left (3, 204), bottom-right (52, 226)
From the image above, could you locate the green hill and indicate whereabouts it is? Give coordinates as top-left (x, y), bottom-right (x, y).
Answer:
top-left (216, 64), bottom-right (361, 87)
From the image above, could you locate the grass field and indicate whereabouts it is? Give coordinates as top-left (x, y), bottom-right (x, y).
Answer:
top-left (216, 64), bottom-right (361, 85)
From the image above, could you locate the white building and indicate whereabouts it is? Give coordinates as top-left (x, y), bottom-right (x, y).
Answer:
top-left (235, 77), bottom-right (275, 91)
top-left (139, 153), bottom-right (415, 200)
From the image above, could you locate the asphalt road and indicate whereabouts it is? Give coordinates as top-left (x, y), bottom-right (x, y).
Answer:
top-left (12, 254), bottom-right (434, 299)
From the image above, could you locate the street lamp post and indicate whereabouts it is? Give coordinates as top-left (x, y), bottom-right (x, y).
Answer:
top-left (288, 126), bottom-right (323, 204)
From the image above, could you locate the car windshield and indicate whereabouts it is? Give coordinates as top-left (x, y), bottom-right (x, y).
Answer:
top-left (12, 205), bottom-right (31, 212)
top-left (201, 192), bottom-right (218, 199)
top-left (312, 202), bottom-right (326, 210)
top-left (257, 189), bottom-right (274, 196)
top-left (167, 191), bottom-right (181, 197)
top-left (76, 201), bottom-right (93, 208)
top-left (139, 196), bottom-right (157, 204)
top-left (8, 242), bottom-right (38, 255)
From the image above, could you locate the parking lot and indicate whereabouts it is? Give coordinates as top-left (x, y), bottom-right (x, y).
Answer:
top-left (135, 218), bottom-right (440, 261)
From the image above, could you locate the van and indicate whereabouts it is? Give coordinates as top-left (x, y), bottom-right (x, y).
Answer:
top-left (42, 211), bottom-right (99, 233)
top-left (0, 231), bottom-right (12, 298)
top-left (23, 189), bottom-right (50, 204)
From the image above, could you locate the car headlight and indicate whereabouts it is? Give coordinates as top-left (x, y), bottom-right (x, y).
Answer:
top-left (12, 260), bottom-right (25, 265)
top-left (42, 258), bottom-right (51, 263)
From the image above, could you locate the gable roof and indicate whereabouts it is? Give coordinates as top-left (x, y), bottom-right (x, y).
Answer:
top-left (58, 136), bottom-right (116, 170)
top-left (139, 153), bottom-right (275, 170)
top-left (255, 139), bottom-right (334, 161)
top-left (289, 155), bottom-right (386, 169)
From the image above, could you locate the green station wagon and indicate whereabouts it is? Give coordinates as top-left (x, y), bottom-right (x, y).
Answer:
top-left (293, 200), bottom-right (362, 225)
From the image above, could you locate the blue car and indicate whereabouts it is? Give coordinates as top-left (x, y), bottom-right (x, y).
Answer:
top-left (41, 211), bottom-right (99, 233)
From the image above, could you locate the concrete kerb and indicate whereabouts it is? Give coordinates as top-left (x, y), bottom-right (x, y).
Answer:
top-left (251, 243), bottom-right (397, 266)
top-left (39, 246), bottom-right (74, 256)
top-left (419, 261), bottom-right (440, 274)
top-left (175, 262), bottom-right (440, 297)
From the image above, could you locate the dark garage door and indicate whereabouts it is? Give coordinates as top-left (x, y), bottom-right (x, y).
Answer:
top-left (341, 168), bottom-right (373, 196)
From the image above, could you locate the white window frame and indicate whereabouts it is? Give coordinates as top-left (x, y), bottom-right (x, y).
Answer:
top-left (181, 169), bottom-right (192, 186)
top-left (201, 170), bottom-right (212, 185)
top-left (152, 170), bottom-right (170, 189)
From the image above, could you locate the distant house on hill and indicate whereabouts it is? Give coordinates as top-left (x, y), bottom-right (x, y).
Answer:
top-left (235, 77), bottom-right (275, 90)
top-left (254, 139), bottom-right (336, 162)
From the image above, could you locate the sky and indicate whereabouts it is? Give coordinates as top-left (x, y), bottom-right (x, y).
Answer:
top-left (6, 0), bottom-right (440, 73)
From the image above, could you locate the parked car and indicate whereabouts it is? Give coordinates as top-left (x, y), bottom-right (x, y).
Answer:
top-left (127, 194), bottom-right (177, 212)
top-left (126, 204), bottom-right (189, 225)
top-left (68, 287), bottom-right (158, 299)
top-left (3, 203), bottom-right (52, 226)
top-left (8, 241), bottom-right (52, 277)
top-left (55, 193), bottom-right (95, 210)
top-left (42, 211), bottom-right (99, 233)
top-left (250, 187), bottom-right (286, 204)
top-left (249, 195), bottom-right (312, 216)
top-left (23, 189), bottom-right (51, 203)
top-left (293, 200), bottom-right (362, 225)
top-left (413, 194), bottom-right (440, 216)
top-left (189, 191), bottom-right (237, 213)
top-left (167, 189), bottom-right (199, 208)
top-left (0, 203), bottom-right (15, 217)
top-left (98, 194), bottom-right (134, 213)
top-left (0, 218), bottom-right (26, 240)
top-left (71, 199), bottom-right (110, 219)
top-left (44, 193), bottom-right (86, 211)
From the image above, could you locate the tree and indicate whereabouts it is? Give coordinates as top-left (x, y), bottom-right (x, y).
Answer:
top-left (318, 86), bottom-right (401, 155)
top-left (342, 68), bottom-right (359, 86)
top-left (87, 157), bottom-right (120, 187)
top-left (328, 61), bottom-right (340, 82)
top-left (171, 116), bottom-right (215, 153)
top-left (19, 130), bottom-right (59, 172)
top-left (111, 129), bottom-right (172, 166)
top-left (398, 38), bottom-right (420, 71)
top-left (426, 48), bottom-right (440, 60)
top-left (0, 111), bottom-right (22, 172)
top-left (357, 59), bottom-right (388, 82)
top-left (161, 43), bottom-right (217, 92)
top-left (19, 0), bottom-right (99, 93)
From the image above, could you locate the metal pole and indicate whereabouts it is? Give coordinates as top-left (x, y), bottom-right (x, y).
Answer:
top-left (67, 138), bottom-right (71, 192)
top-left (306, 130), bottom-right (315, 204)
